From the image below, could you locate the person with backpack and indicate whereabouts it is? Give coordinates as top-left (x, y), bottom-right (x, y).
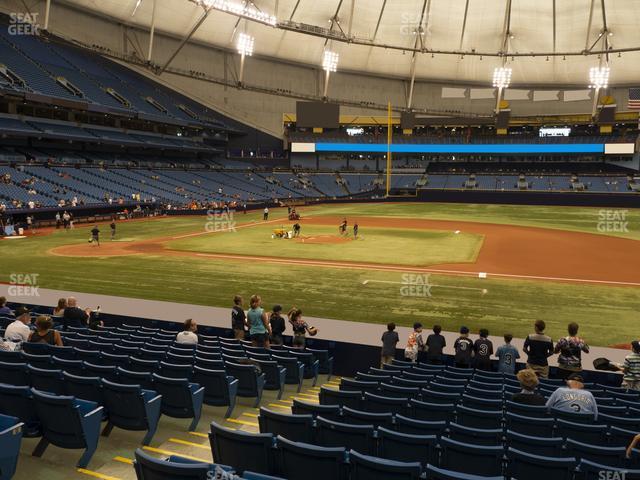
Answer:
top-left (404, 322), bottom-right (425, 363)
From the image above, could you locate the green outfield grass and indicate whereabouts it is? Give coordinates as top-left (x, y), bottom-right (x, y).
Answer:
top-left (166, 224), bottom-right (483, 266)
top-left (1, 203), bottom-right (639, 346)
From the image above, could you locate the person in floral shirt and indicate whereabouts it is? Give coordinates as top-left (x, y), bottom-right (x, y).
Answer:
top-left (554, 322), bottom-right (589, 379)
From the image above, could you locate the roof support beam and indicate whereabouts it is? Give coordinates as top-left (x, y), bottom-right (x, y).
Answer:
top-left (347, 0), bottom-right (355, 37)
top-left (158, 5), bottom-right (212, 75)
top-left (552, 0), bottom-right (556, 53)
top-left (44, 0), bottom-right (51, 31)
top-left (147, 0), bottom-right (157, 62)
top-left (406, 0), bottom-right (428, 110)
top-left (324, 0), bottom-right (344, 46)
top-left (459, 0), bottom-right (470, 51)
top-left (288, 0), bottom-right (301, 21)
top-left (372, 0), bottom-right (387, 41)
top-left (585, 0), bottom-right (596, 51)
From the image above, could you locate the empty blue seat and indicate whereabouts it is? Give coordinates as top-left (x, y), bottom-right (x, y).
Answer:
top-left (73, 348), bottom-right (101, 362)
top-left (209, 421), bottom-right (276, 475)
top-left (0, 414), bottom-right (23, 480)
top-left (555, 418), bottom-right (608, 444)
top-left (577, 459), bottom-right (640, 480)
top-left (465, 386), bottom-right (504, 399)
top-left (505, 430), bottom-right (565, 457)
top-left (341, 407), bottom-right (394, 428)
top-left (425, 464), bottom-right (504, 480)
top-left (98, 352), bottom-right (130, 368)
top-left (565, 438), bottom-right (626, 466)
top-left (380, 383), bottom-right (420, 399)
top-left (609, 426), bottom-right (637, 447)
top-left (254, 360), bottom-right (286, 400)
top-left (225, 362), bottom-right (265, 408)
top-left (191, 367), bottom-right (237, 418)
top-left (273, 355), bottom-right (304, 393)
top-left (117, 367), bottom-right (155, 390)
top-left (52, 356), bottom-right (85, 376)
top-left (429, 382), bottom-right (466, 394)
top-left (258, 407), bottom-right (314, 443)
top-left (363, 392), bottom-right (409, 416)
top-left (505, 412), bottom-right (555, 437)
top-left (139, 348), bottom-right (166, 361)
top-left (440, 437), bottom-right (504, 476)
top-left (392, 377), bottom-right (431, 389)
top-left (84, 362), bottom-right (119, 382)
top-left (129, 357), bottom-right (160, 373)
top-left (21, 343), bottom-right (50, 355)
top-left (319, 387), bottom-right (361, 410)
top-left (349, 450), bottom-right (421, 480)
top-left (447, 423), bottom-right (503, 446)
top-left (394, 415), bottom-right (448, 437)
top-left (28, 365), bottom-right (65, 395)
top-left (305, 348), bottom-right (334, 379)
top-left (63, 372), bottom-right (104, 406)
top-left (133, 447), bottom-right (232, 480)
top-left (377, 426), bottom-right (438, 466)
top-left (0, 351), bottom-right (23, 364)
top-left (461, 394), bottom-right (503, 410)
top-left (291, 399), bottom-right (341, 422)
top-left (506, 448), bottom-right (576, 480)
top-left (31, 390), bottom-right (103, 468)
top-left (340, 379), bottom-right (379, 394)
top-left (149, 374), bottom-right (203, 431)
top-left (599, 413), bottom-right (640, 430)
top-left (0, 384), bottom-right (40, 437)
top-left (158, 361), bottom-right (193, 380)
top-left (409, 398), bottom-right (455, 422)
top-left (421, 389), bottom-right (461, 405)
top-left (22, 352), bottom-right (52, 369)
top-left (505, 400), bottom-right (549, 418)
top-left (100, 379), bottom-right (162, 445)
top-left (315, 417), bottom-right (376, 456)
top-left (0, 361), bottom-right (29, 386)
top-left (276, 435), bottom-right (347, 480)
top-left (166, 352), bottom-right (195, 365)
top-left (456, 405), bottom-right (503, 430)
top-left (550, 407), bottom-right (594, 424)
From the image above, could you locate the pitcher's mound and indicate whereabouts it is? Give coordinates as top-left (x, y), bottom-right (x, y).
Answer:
top-left (296, 235), bottom-right (353, 245)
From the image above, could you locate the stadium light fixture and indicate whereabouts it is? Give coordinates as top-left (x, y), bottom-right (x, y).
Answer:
top-left (201, 0), bottom-right (276, 26)
top-left (322, 50), bottom-right (339, 99)
top-left (589, 66), bottom-right (610, 89)
top-left (492, 67), bottom-right (512, 89)
top-left (236, 33), bottom-right (254, 86)
top-left (237, 33), bottom-right (254, 56)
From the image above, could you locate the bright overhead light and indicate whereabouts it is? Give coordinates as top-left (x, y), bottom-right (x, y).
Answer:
top-left (492, 67), bottom-right (512, 89)
top-left (201, 0), bottom-right (276, 25)
top-left (131, 0), bottom-right (142, 16)
top-left (589, 66), bottom-right (610, 89)
top-left (236, 33), bottom-right (254, 56)
top-left (323, 50), bottom-right (339, 72)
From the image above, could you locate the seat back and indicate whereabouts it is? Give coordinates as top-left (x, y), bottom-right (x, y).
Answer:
top-left (32, 390), bottom-right (86, 449)
top-left (101, 379), bottom-right (151, 429)
top-left (255, 360), bottom-right (283, 390)
top-left (315, 417), bottom-right (376, 456)
top-left (456, 405), bottom-right (503, 430)
top-left (258, 407), bottom-right (314, 443)
top-left (151, 374), bottom-right (194, 417)
top-left (447, 423), bottom-right (503, 446)
top-left (377, 426), bottom-right (438, 466)
top-left (394, 415), bottom-right (447, 437)
top-left (0, 384), bottom-right (40, 436)
top-left (505, 412), bottom-right (555, 437)
top-left (277, 435), bottom-right (346, 480)
top-left (363, 392), bottom-right (409, 416)
top-left (209, 421), bottom-right (275, 475)
top-left (129, 357), bottom-right (160, 373)
top-left (555, 418), bottom-right (608, 444)
top-left (63, 372), bottom-right (103, 404)
top-left (505, 400), bottom-right (549, 418)
top-left (133, 447), bottom-right (211, 480)
top-left (192, 367), bottom-right (230, 406)
top-left (507, 447), bottom-right (576, 480)
top-left (117, 367), bottom-right (154, 390)
top-left (0, 361), bottom-right (29, 386)
top-left (505, 430), bottom-right (565, 457)
top-left (22, 353), bottom-right (52, 369)
top-left (440, 437), bottom-right (504, 477)
top-left (52, 356), bottom-right (85, 376)
top-left (224, 362), bottom-right (259, 396)
top-left (158, 361), bottom-right (193, 380)
top-left (84, 362), bottom-right (119, 382)
top-left (28, 365), bottom-right (65, 395)
top-left (319, 387), bottom-right (361, 410)
top-left (349, 450), bottom-right (421, 480)
top-left (340, 379), bottom-right (379, 395)
top-left (291, 399), bottom-right (341, 422)
top-left (341, 407), bottom-right (394, 429)
top-left (565, 439), bottom-right (626, 465)
top-left (409, 398), bottom-right (455, 422)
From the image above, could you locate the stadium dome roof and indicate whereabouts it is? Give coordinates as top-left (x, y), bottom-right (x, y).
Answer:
top-left (63, 0), bottom-right (640, 86)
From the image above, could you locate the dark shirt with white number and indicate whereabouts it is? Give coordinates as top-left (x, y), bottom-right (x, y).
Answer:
top-left (454, 336), bottom-right (474, 364)
top-left (474, 338), bottom-right (494, 363)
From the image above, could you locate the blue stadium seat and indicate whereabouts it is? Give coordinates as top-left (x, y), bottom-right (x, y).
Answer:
top-left (166, 352), bottom-right (195, 365)
top-left (0, 414), bottom-right (23, 480)
top-left (455, 405), bottom-right (503, 430)
top-left (276, 436), bottom-right (347, 480)
top-left (31, 390), bottom-right (103, 468)
top-left (192, 366), bottom-right (238, 418)
top-left (319, 387), bottom-right (362, 410)
top-left (258, 407), bottom-right (314, 443)
top-left (409, 398), bottom-right (455, 422)
top-left (254, 360), bottom-right (286, 400)
top-left (465, 386), bottom-right (504, 399)
top-left (100, 379), bottom-right (162, 445)
top-left (447, 423), bottom-right (503, 446)
top-left (428, 382), bottom-right (466, 394)
top-left (98, 352), bottom-right (130, 368)
top-left (555, 418), bottom-right (608, 444)
top-left (315, 416), bottom-right (376, 456)
top-left (609, 426), bottom-right (638, 447)
top-left (439, 437), bottom-right (504, 476)
top-left (129, 357), bottom-right (160, 373)
top-left (421, 389), bottom-right (462, 405)
top-left (21, 343), bottom-right (50, 355)
top-left (21, 352), bottom-right (52, 369)
top-left (27, 365), bottom-right (65, 395)
top-left (84, 362), bottom-right (119, 382)
top-left (0, 351), bottom-right (24, 364)
top-left (394, 415), bottom-right (448, 437)
top-left (505, 430), bottom-right (565, 457)
top-left (305, 347), bottom-right (334, 379)
top-left (505, 412), bottom-right (555, 437)
top-left (133, 447), bottom-right (223, 480)
top-left (273, 355), bottom-right (304, 392)
top-left (341, 406), bottom-right (394, 428)
top-left (0, 384), bottom-right (41, 437)
top-left (549, 407), bottom-right (595, 424)
top-left (348, 450), bottom-right (422, 480)
top-left (363, 392), bottom-right (410, 416)
top-left (598, 413), bottom-right (640, 430)
top-left (377, 426), bottom-right (438, 466)
top-left (340, 379), bottom-right (379, 394)
top-left (391, 377), bottom-right (431, 389)
top-left (117, 367), bottom-right (155, 390)
top-left (380, 383), bottom-right (420, 399)
top-left (288, 351), bottom-right (319, 385)
top-left (52, 356), bottom-right (85, 376)
top-left (565, 438), bottom-right (626, 465)
top-left (151, 374), bottom-right (204, 431)
top-left (425, 464), bottom-right (504, 480)
top-left (505, 400), bottom-right (549, 418)
top-left (158, 361), bottom-right (193, 380)
top-left (209, 421), bottom-right (276, 475)
top-left (291, 399), bottom-right (341, 421)
top-left (576, 459), bottom-right (640, 480)
top-left (506, 448), bottom-right (576, 480)
top-left (0, 361), bottom-right (29, 386)
top-left (461, 394), bottom-right (503, 410)
top-left (225, 362), bottom-right (265, 408)
top-left (63, 372), bottom-right (104, 406)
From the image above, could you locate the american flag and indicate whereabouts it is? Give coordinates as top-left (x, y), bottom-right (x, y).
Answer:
top-left (628, 88), bottom-right (640, 110)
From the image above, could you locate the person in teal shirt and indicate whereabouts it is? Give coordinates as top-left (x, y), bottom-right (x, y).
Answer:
top-left (247, 294), bottom-right (271, 348)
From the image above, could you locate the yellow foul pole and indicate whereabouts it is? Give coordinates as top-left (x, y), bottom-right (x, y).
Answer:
top-left (386, 101), bottom-right (392, 197)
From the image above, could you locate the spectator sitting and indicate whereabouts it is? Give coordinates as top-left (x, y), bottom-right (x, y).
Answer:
top-left (496, 333), bottom-right (520, 374)
top-left (380, 322), bottom-right (399, 368)
top-left (52, 297), bottom-right (67, 317)
top-left (62, 297), bottom-right (90, 331)
top-left (523, 320), bottom-right (554, 378)
top-left (425, 324), bottom-right (446, 365)
top-left (453, 326), bottom-right (474, 369)
top-left (175, 318), bottom-right (198, 345)
top-left (622, 340), bottom-right (640, 391)
top-left (546, 373), bottom-right (598, 419)
top-left (511, 369), bottom-right (546, 405)
top-left (4, 306), bottom-right (32, 343)
top-left (0, 296), bottom-right (11, 315)
top-left (554, 322), bottom-right (589, 380)
top-left (28, 316), bottom-right (63, 346)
